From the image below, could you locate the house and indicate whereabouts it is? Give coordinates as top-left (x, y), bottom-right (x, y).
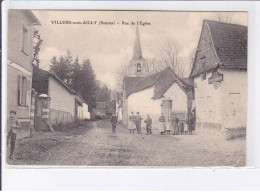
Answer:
top-left (92, 102), bottom-right (107, 118)
top-left (106, 100), bottom-right (116, 119)
top-left (123, 67), bottom-right (194, 129)
top-left (82, 103), bottom-right (91, 120)
top-left (32, 67), bottom-right (89, 129)
top-left (190, 20), bottom-right (247, 134)
top-left (7, 10), bottom-right (41, 138)
top-left (122, 25), bottom-right (194, 129)
top-left (75, 94), bottom-right (90, 121)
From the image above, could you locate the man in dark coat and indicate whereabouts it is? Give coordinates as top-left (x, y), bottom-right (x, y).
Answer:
top-left (135, 112), bottom-right (142, 134)
top-left (188, 113), bottom-right (194, 135)
top-left (144, 114), bottom-right (152, 135)
top-left (111, 114), bottom-right (117, 133)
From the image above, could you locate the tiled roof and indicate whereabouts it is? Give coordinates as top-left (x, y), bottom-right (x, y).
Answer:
top-left (124, 67), bottom-right (193, 99)
top-left (207, 20), bottom-right (247, 69)
top-left (32, 67), bottom-right (87, 105)
top-left (190, 20), bottom-right (247, 77)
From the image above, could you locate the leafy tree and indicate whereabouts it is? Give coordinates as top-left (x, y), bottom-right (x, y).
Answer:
top-left (71, 56), bottom-right (82, 92)
top-left (79, 59), bottom-right (97, 108)
top-left (49, 51), bottom-right (111, 110)
top-left (50, 56), bottom-right (67, 82)
top-left (95, 82), bottom-right (111, 102)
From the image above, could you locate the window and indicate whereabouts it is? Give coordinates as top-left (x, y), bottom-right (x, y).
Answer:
top-left (22, 26), bottom-right (29, 54)
top-left (18, 75), bottom-right (30, 106)
top-left (137, 63), bottom-right (141, 72)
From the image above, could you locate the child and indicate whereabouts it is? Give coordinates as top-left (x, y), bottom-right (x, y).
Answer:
top-left (7, 110), bottom-right (21, 159)
top-left (184, 121), bottom-right (189, 135)
top-left (166, 121), bottom-right (172, 134)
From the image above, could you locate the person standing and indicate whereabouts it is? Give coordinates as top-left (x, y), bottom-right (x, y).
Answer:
top-left (7, 110), bottom-right (21, 160)
top-left (128, 112), bottom-right (136, 133)
top-left (166, 116), bottom-right (174, 134)
top-left (188, 113), bottom-right (194, 135)
top-left (158, 113), bottom-right (166, 135)
top-left (111, 113), bottom-right (117, 133)
top-left (135, 112), bottom-right (142, 134)
top-left (173, 114), bottom-right (179, 135)
top-left (144, 114), bottom-right (152, 135)
top-left (179, 120), bottom-right (184, 135)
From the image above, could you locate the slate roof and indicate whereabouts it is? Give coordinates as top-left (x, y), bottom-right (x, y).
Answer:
top-left (190, 20), bottom-right (247, 77)
top-left (33, 67), bottom-right (87, 104)
top-left (124, 67), bottom-right (193, 99)
top-left (33, 67), bottom-right (75, 94)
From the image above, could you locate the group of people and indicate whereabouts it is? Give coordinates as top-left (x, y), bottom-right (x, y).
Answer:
top-left (158, 113), bottom-right (194, 135)
top-left (128, 111), bottom-right (196, 135)
top-left (128, 112), bottom-right (151, 134)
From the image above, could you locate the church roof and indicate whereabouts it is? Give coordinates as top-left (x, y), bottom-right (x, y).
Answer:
top-left (124, 67), bottom-right (193, 99)
top-left (132, 26), bottom-right (143, 60)
top-left (190, 20), bottom-right (247, 77)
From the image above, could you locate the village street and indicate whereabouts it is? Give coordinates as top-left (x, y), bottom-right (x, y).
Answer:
top-left (8, 120), bottom-right (245, 167)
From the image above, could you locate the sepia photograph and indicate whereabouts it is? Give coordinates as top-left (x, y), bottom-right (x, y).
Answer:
top-left (5, 9), bottom-right (247, 167)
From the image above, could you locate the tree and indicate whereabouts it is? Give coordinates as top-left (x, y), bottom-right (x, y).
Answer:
top-left (50, 56), bottom-right (68, 82)
top-left (95, 82), bottom-right (111, 102)
top-left (64, 50), bottom-right (73, 85)
top-left (80, 59), bottom-right (97, 108)
top-left (217, 15), bottom-right (233, 23)
top-left (160, 40), bottom-right (185, 78)
top-left (33, 29), bottom-right (43, 67)
top-left (71, 56), bottom-right (82, 91)
top-left (49, 50), bottom-right (73, 85)
top-left (115, 63), bottom-right (128, 92)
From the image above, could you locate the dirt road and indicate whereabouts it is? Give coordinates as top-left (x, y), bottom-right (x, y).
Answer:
top-left (8, 120), bottom-right (246, 166)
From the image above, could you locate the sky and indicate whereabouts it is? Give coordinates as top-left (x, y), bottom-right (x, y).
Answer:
top-left (33, 11), bottom-right (247, 89)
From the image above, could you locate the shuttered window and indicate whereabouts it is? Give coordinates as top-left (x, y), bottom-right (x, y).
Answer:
top-left (22, 26), bottom-right (29, 54)
top-left (18, 74), bottom-right (31, 106)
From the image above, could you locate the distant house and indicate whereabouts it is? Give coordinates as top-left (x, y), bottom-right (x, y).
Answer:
top-left (7, 10), bottom-right (41, 138)
top-left (92, 102), bottom-right (107, 118)
top-left (123, 67), bottom-right (194, 129)
top-left (32, 67), bottom-right (89, 129)
top-left (190, 20), bottom-right (247, 132)
top-left (106, 100), bottom-right (116, 119)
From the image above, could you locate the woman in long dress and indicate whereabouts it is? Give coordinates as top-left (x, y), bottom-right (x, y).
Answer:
top-left (158, 113), bottom-right (166, 135)
top-left (166, 116), bottom-right (174, 134)
top-left (128, 112), bottom-right (136, 133)
top-left (173, 114), bottom-right (179, 135)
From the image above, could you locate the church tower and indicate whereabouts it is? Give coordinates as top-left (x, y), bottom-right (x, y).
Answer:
top-left (127, 26), bottom-right (149, 77)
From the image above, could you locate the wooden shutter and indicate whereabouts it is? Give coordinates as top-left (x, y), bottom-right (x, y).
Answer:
top-left (18, 74), bottom-right (22, 105)
top-left (26, 78), bottom-right (31, 106)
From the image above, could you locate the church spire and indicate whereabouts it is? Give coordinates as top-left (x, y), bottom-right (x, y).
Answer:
top-left (132, 26), bottom-right (143, 60)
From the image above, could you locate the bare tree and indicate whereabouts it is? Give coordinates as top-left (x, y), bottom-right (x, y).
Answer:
top-left (217, 14), bottom-right (233, 23)
top-left (160, 40), bottom-right (185, 78)
top-left (114, 63), bottom-right (128, 92)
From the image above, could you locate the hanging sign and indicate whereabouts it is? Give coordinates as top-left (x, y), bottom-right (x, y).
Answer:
top-left (208, 71), bottom-right (223, 84)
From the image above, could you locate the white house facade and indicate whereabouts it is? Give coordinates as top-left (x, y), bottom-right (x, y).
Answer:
top-left (190, 20), bottom-right (247, 133)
